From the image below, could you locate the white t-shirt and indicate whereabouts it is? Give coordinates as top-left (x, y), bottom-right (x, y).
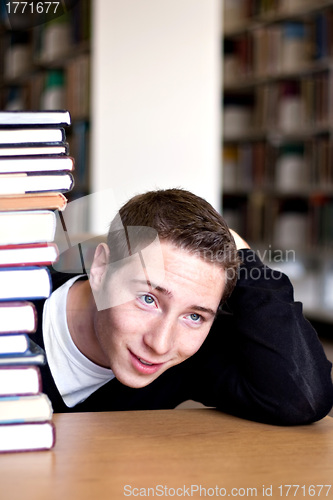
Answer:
top-left (43, 276), bottom-right (115, 407)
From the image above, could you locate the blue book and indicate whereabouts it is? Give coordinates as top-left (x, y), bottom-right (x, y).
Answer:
top-left (0, 266), bottom-right (52, 301)
top-left (0, 333), bottom-right (31, 356)
top-left (315, 13), bottom-right (329, 60)
top-left (0, 339), bottom-right (45, 366)
top-left (0, 393), bottom-right (52, 424)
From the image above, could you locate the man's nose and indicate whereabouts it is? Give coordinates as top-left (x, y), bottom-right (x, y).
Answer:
top-left (143, 316), bottom-right (175, 356)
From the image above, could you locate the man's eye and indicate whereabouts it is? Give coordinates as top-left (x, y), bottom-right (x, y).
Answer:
top-left (189, 313), bottom-right (201, 322)
top-left (141, 294), bottom-right (155, 305)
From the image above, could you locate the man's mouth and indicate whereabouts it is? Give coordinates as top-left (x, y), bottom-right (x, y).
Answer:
top-left (139, 358), bottom-right (154, 366)
top-left (129, 350), bottom-right (164, 374)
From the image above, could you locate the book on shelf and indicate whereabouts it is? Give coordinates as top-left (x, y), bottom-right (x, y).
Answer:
top-left (0, 393), bottom-right (53, 424)
top-left (0, 333), bottom-right (32, 355)
top-left (0, 266), bottom-right (51, 301)
top-left (0, 365), bottom-right (42, 397)
top-left (3, 31), bottom-right (31, 80)
top-left (0, 128), bottom-right (66, 145)
top-left (310, 195), bottom-right (333, 247)
top-left (0, 192), bottom-right (67, 211)
top-left (66, 54), bottom-right (90, 119)
top-left (0, 110), bottom-right (71, 126)
top-left (0, 339), bottom-right (45, 366)
top-left (0, 243), bottom-right (59, 268)
top-left (71, 0), bottom-right (91, 44)
top-left (0, 171), bottom-right (74, 194)
top-left (41, 69), bottom-right (66, 111)
top-left (0, 421), bottom-right (55, 453)
top-left (0, 210), bottom-right (56, 245)
top-left (0, 301), bottom-right (37, 334)
top-left (0, 155), bottom-right (74, 173)
top-left (36, 17), bottom-right (72, 64)
top-left (0, 142), bottom-right (69, 156)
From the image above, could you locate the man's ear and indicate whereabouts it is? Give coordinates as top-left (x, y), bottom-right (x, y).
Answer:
top-left (89, 243), bottom-right (110, 292)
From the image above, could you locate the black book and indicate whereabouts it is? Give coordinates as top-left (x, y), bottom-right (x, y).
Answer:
top-left (0, 155), bottom-right (74, 173)
top-left (0, 142), bottom-right (69, 157)
top-left (0, 170), bottom-right (74, 194)
top-left (0, 110), bottom-right (71, 127)
top-left (0, 128), bottom-right (66, 145)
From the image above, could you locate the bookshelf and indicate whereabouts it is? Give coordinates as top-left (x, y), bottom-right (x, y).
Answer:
top-left (0, 0), bottom-right (91, 232)
top-left (222, 0), bottom-right (333, 323)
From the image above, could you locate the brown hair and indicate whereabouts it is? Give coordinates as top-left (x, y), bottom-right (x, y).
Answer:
top-left (107, 188), bottom-right (239, 303)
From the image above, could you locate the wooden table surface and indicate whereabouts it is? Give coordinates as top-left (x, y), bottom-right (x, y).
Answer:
top-left (1, 409), bottom-right (333, 500)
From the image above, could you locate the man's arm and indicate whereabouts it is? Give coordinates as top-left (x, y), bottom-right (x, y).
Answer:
top-left (191, 232), bottom-right (333, 425)
top-left (229, 228), bottom-right (250, 251)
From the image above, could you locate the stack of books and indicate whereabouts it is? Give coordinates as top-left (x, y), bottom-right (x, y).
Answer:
top-left (0, 110), bottom-right (74, 453)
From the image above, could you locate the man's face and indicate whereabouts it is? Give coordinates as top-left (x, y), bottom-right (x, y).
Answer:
top-left (91, 241), bottom-right (226, 388)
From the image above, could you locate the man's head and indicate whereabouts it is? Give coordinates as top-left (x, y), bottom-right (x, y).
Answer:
top-left (106, 188), bottom-right (239, 303)
top-left (88, 188), bottom-right (240, 388)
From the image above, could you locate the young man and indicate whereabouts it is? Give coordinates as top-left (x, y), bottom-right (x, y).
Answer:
top-left (34, 189), bottom-right (333, 424)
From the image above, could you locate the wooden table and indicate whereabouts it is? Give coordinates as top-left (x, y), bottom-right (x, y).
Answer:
top-left (1, 409), bottom-right (333, 499)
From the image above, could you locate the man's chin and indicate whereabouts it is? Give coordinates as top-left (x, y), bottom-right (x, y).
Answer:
top-left (112, 366), bottom-right (160, 389)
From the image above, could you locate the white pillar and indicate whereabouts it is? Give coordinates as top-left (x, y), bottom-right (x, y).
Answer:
top-left (90, 0), bottom-right (222, 234)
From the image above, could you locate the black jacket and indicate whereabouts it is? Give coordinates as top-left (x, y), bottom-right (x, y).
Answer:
top-left (33, 249), bottom-right (333, 425)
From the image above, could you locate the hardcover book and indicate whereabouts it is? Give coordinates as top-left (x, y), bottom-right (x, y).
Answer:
top-left (0, 333), bottom-right (31, 355)
top-left (0, 421), bottom-right (55, 453)
top-left (0, 142), bottom-right (69, 157)
top-left (0, 243), bottom-right (59, 268)
top-left (0, 339), bottom-right (45, 366)
top-left (0, 301), bottom-right (37, 333)
top-left (0, 110), bottom-right (71, 126)
top-left (0, 171), bottom-right (74, 194)
top-left (0, 192), bottom-right (67, 211)
top-left (0, 155), bottom-right (74, 173)
top-left (0, 365), bottom-right (42, 397)
top-left (0, 266), bottom-right (52, 300)
top-left (0, 128), bottom-right (65, 145)
top-left (0, 210), bottom-right (56, 245)
top-left (0, 393), bottom-right (53, 424)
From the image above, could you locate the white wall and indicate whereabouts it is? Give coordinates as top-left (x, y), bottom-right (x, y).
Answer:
top-left (90, 0), bottom-right (222, 235)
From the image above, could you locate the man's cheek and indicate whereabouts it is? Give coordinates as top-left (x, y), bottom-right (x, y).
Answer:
top-left (182, 334), bottom-right (209, 358)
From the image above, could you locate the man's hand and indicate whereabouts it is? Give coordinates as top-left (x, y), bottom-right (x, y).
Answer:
top-left (229, 229), bottom-right (250, 250)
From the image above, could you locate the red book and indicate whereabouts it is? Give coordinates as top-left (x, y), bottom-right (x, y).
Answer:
top-left (0, 421), bottom-right (56, 453)
top-left (0, 301), bottom-right (37, 334)
top-left (0, 365), bottom-right (42, 396)
top-left (0, 243), bottom-right (59, 267)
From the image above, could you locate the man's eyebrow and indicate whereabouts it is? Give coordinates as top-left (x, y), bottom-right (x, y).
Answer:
top-left (131, 279), bottom-right (216, 316)
top-left (189, 305), bottom-right (217, 317)
top-left (130, 279), bottom-right (173, 297)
